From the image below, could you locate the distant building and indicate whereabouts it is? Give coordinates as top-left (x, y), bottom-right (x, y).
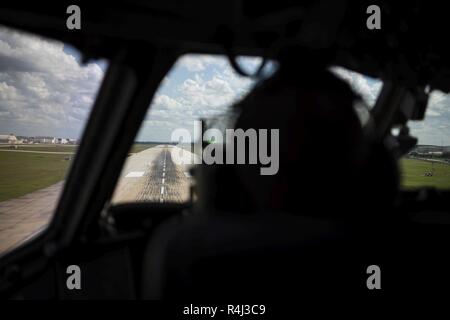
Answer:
top-left (66, 139), bottom-right (77, 145)
top-left (16, 136), bottom-right (30, 144)
top-left (1, 134), bottom-right (78, 145)
top-left (414, 145), bottom-right (443, 153)
top-left (34, 136), bottom-right (56, 144)
top-left (410, 144), bottom-right (450, 159)
top-left (54, 138), bottom-right (66, 144)
top-left (0, 134), bottom-right (18, 145)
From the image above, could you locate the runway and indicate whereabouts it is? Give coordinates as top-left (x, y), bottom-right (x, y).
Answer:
top-left (112, 145), bottom-right (194, 204)
top-left (0, 144), bottom-right (195, 254)
top-left (0, 182), bottom-right (62, 253)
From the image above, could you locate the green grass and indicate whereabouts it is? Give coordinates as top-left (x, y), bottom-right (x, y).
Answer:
top-left (0, 143), bottom-right (158, 202)
top-left (400, 158), bottom-right (450, 189)
top-left (0, 144), bottom-right (77, 153)
top-left (0, 146), bottom-right (448, 202)
top-left (0, 152), bottom-right (71, 202)
top-left (129, 143), bottom-right (159, 154)
top-left (0, 143), bottom-right (157, 154)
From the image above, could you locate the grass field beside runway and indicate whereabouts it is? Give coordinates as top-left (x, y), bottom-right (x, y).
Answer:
top-left (0, 151), bottom-right (71, 202)
top-left (0, 144), bottom-right (77, 153)
top-left (2, 146), bottom-right (445, 203)
top-left (129, 143), bottom-right (160, 154)
top-left (400, 158), bottom-right (450, 189)
top-left (0, 142), bottom-right (159, 154)
top-left (0, 143), bottom-right (158, 202)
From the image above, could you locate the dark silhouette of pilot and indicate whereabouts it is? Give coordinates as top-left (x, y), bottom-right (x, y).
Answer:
top-left (210, 54), bottom-right (398, 219)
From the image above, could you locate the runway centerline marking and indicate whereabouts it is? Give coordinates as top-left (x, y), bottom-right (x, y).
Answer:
top-left (158, 148), bottom-right (168, 203)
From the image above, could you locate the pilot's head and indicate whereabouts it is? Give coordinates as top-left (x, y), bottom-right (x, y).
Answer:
top-left (209, 60), bottom-right (398, 218)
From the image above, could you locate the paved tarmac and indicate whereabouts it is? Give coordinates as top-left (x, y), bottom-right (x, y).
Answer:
top-left (0, 182), bottom-right (63, 253)
top-left (112, 145), bottom-right (192, 204)
top-left (0, 145), bottom-right (194, 255)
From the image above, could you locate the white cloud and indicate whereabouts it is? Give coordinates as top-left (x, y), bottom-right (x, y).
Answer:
top-left (137, 54), bottom-right (259, 141)
top-left (177, 75), bottom-right (235, 110)
top-left (331, 66), bottom-right (382, 107)
top-left (153, 94), bottom-right (182, 110)
top-left (176, 55), bottom-right (226, 72)
top-left (333, 66), bottom-right (450, 145)
top-left (2, 28), bottom-right (445, 147)
top-left (0, 81), bottom-right (17, 100)
top-left (0, 26), bottom-right (105, 139)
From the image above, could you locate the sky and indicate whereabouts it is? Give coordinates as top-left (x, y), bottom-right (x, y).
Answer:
top-left (135, 55), bottom-right (259, 142)
top-left (332, 67), bottom-right (450, 146)
top-left (0, 26), bottom-right (449, 145)
top-left (0, 26), bottom-right (104, 139)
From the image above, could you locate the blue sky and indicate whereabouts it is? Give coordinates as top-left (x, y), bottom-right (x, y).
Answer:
top-left (0, 26), bottom-right (104, 139)
top-left (134, 54), bottom-right (259, 142)
top-left (0, 26), bottom-right (449, 146)
top-left (332, 67), bottom-right (450, 146)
